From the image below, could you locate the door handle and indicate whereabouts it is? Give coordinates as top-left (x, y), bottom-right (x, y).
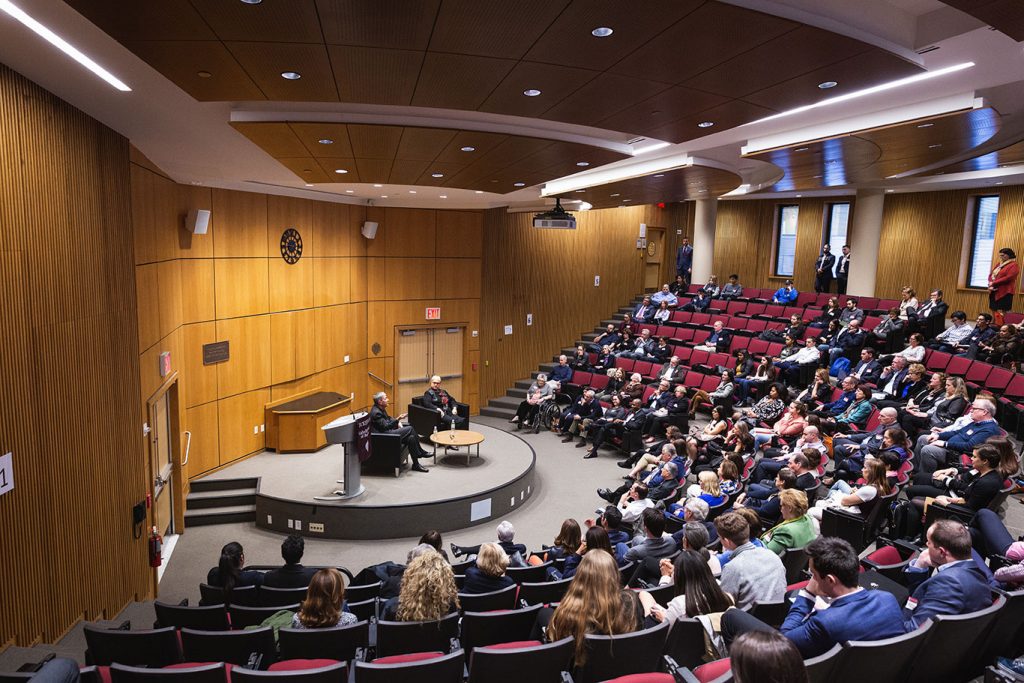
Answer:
top-left (182, 430), bottom-right (191, 466)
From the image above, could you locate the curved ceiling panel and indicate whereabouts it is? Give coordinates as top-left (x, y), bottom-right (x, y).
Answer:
top-left (67, 0), bottom-right (924, 143)
top-left (563, 165), bottom-right (743, 209)
top-left (915, 137), bottom-right (1024, 176)
top-left (231, 122), bottom-right (630, 192)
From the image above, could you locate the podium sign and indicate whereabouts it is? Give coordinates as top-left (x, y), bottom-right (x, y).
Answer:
top-left (318, 411), bottom-right (369, 501)
top-left (355, 412), bottom-right (372, 462)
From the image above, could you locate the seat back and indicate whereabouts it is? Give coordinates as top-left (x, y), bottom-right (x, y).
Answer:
top-left (662, 618), bottom-right (707, 669)
top-left (925, 350), bottom-right (952, 372)
top-left (234, 663), bottom-right (349, 683)
top-left (229, 604), bottom-right (301, 629)
top-left (259, 586), bottom-right (308, 608)
top-left (633, 361), bottom-right (653, 377)
top-left (781, 546), bottom-right (809, 585)
top-left (746, 601), bottom-right (789, 629)
top-left (278, 621), bottom-right (370, 663)
top-left (907, 596), bottom-right (1005, 683)
top-left (461, 604), bottom-right (543, 651)
top-left (458, 584), bottom-right (519, 612)
top-left (944, 355), bottom-right (971, 377)
top-left (109, 663), bottom-right (226, 683)
top-left (505, 563), bottom-right (552, 584)
top-left (984, 366), bottom-right (1014, 392)
top-left (180, 627), bottom-right (278, 669)
top-left (803, 643), bottom-right (844, 683)
top-left (153, 601), bottom-right (230, 631)
top-left (570, 370), bottom-right (592, 386)
top-left (355, 650), bottom-right (464, 683)
top-left (590, 373), bottom-right (609, 390)
top-left (468, 637), bottom-right (574, 683)
top-left (575, 621), bottom-right (670, 683)
top-left (834, 621), bottom-right (933, 683)
top-left (345, 598), bottom-right (377, 623)
top-left (199, 583), bottom-right (258, 607)
top-left (375, 613), bottom-right (460, 658)
top-left (518, 578), bottom-right (571, 606)
top-left (84, 626), bottom-right (183, 667)
top-left (982, 588), bottom-right (1024, 662)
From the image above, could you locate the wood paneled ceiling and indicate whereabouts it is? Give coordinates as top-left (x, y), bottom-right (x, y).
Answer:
top-left (231, 121), bottom-right (630, 191)
top-left (562, 166), bottom-right (743, 210)
top-left (745, 107), bottom-right (1000, 192)
top-left (941, 0), bottom-right (1024, 41)
top-left (67, 0), bottom-right (924, 144)
top-left (916, 138), bottom-right (1024, 176)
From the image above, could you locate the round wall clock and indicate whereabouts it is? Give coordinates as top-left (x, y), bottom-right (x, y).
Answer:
top-left (280, 228), bottom-right (303, 264)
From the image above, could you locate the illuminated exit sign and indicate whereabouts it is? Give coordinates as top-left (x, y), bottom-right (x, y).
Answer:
top-left (425, 307), bottom-right (441, 320)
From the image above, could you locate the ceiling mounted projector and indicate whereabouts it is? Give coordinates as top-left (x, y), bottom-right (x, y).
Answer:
top-left (533, 198), bottom-right (576, 229)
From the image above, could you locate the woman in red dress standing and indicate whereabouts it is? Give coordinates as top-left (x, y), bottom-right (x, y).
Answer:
top-left (988, 247), bottom-right (1019, 326)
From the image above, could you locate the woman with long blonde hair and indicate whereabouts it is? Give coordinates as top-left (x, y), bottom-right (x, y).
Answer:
top-left (292, 568), bottom-right (357, 629)
top-left (395, 551), bottom-right (459, 622)
top-left (545, 551), bottom-right (645, 664)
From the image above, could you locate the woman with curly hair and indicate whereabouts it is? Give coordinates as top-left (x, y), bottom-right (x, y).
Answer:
top-left (291, 568), bottom-right (357, 629)
top-left (544, 551), bottom-right (650, 664)
top-left (394, 550), bottom-right (459, 622)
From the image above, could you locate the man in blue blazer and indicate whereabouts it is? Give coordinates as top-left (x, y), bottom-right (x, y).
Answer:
top-left (812, 375), bottom-right (857, 418)
top-left (722, 537), bottom-right (906, 657)
top-left (902, 520), bottom-right (995, 630)
top-left (915, 397), bottom-right (1002, 473)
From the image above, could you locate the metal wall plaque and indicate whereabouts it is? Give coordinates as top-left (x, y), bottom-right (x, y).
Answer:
top-left (202, 341), bottom-right (230, 365)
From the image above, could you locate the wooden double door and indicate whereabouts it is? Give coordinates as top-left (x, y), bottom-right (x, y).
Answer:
top-left (395, 326), bottom-right (465, 409)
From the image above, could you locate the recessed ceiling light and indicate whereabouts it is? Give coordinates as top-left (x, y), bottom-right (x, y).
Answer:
top-left (917, 123), bottom-right (934, 128)
top-left (380, 195), bottom-right (388, 198)
top-left (795, 147), bottom-right (809, 152)
top-left (513, 182), bottom-right (525, 187)
top-left (345, 190), bottom-right (353, 193)
top-left (197, 71), bottom-right (212, 78)
top-left (885, 189), bottom-right (895, 193)
top-left (431, 172), bottom-right (444, 178)
top-left (280, 71), bottom-right (301, 80)
top-left (240, 0), bottom-right (262, 4)
top-left (796, 194), bottom-right (802, 197)
top-left (995, 182), bottom-right (1004, 185)
top-left (461, 146), bottom-right (475, 152)
top-left (928, 144), bottom-right (942, 148)
top-left (523, 89), bottom-right (542, 97)
top-left (475, 190), bottom-right (483, 194)
top-left (699, 189), bottom-right (707, 193)
top-left (575, 189), bottom-right (586, 192)
top-left (653, 174), bottom-right (664, 178)
top-left (697, 121), bottom-right (715, 128)
top-left (334, 169), bottom-right (348, 174)
top-left (817, 81), bottom-right (838, 89)
top-left (623, 198), bottom-right (631, 202)
top-left (576, 161), bottom-right (590, 167)
top-left (813, 175), bottom-right (823, 179)
top-left (440, 195), bottom-right (448, 198)
top-left (409, 190), bottom-right (417, 194)
top-left (318, 138), bottom-right (333, 145)
top-left (610, 193), bottom-right (620, 197)
top-left (591, 27), bottom-right (613, 37)
top-left (373, 183), bottom-right (383, 188)
top-left (304, 183), bottom-right (313, 187)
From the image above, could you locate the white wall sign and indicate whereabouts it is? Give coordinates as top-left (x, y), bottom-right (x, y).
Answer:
top-left (594, 275), bottom-right (601, 287)
top-left (526, 314), bottom-right (533, 326)
top-left (0, 452), bottom-right (13, 497)
top-left (503, 324), bottom-right (513, 335)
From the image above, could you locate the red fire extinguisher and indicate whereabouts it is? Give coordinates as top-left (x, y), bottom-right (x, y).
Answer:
top-left (148, 526), bottom-right (163, 568)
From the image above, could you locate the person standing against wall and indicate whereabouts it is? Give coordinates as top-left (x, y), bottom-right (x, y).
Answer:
top-left (988, 247), bottom-right (1019, 326)
top-left (676, 237), bottom-right (693, 285)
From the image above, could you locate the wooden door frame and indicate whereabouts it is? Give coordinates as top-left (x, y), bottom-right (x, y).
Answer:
top-left (145, 372), bottom-right (183, 591)
top-left (392, 323), bottom-right (470, 410)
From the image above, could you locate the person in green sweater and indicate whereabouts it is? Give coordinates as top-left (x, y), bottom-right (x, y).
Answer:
top-left (760, 489), bottom-right (817, 556)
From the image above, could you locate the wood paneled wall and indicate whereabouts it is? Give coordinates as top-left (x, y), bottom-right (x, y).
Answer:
top-left (479, 204), bottom-right (687, 404)
top-left (132, 164), bottom-right (482, 482)
top-left (877, 184), bottom-right (1024, 315)
top-left (0, 65), bottom-right (148, 647)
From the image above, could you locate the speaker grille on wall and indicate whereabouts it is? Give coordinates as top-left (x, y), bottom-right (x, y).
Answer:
top-left (187, 209), bottom-right (211, 234)
top-left (361, 221), bottom-right (379, 239)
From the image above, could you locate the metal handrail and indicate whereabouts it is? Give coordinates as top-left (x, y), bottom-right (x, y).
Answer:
top-left (368, 372), bottom-right (393, 388)
top-left (182, 430), bottom-right (191, 466)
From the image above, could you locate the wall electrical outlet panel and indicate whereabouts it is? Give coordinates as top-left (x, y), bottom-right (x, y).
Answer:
top-left (253, 425), bottom-right (259, 434)
top-left (294, 520), bottom-right (302, 531)
top-left (309, 522), bottom-right (325, 533)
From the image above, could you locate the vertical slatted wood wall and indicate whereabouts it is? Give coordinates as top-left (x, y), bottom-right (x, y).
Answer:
top-left (479, 204), bottom-right (688, 404)
top-left (0, 64), bottom-right (148, 647)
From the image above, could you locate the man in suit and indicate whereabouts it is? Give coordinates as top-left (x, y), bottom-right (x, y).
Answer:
top-left (843, 347), bottom-right (882, 384)
top-left (832, 407), bottom-right (898, 461)
top-left (814, 244), bottom-right (836, 293)
top-left (423, 375), bottom-right (468, 430)
top-left (911, 289), bottom-right (949, 336)
top-left (902, 520), bottom-right (995, 630)
top-left (694, 320), bottom-right (732, 352)
top-left (676, 237), bottom-right (693, 284)
top-left (824, 320), bottom-right (867, 369)
top-left (370, 392), bottom-right (430, 472)
top-left (959, 313), bottom-right (998, 358)
top-left (633, 295), bottom-right (655, 323)
top-left (873, 356), bottom-right (909, 399)
top-left (722, 537), bottom-right (906, 655)
top-left (619, 327), bottom-right (656, 359)
top-left (263, 535), bottom-right (318, 588)
top-left (557, 389), bottom-right (603, 443)
top-left (624, 507), bottom-right (678, 562)
top-left (681, 289), bottom-right (712, 312)
top-left (836, 245), bottom-right (851, 294)
top-left (915, 397), bottom-right (1002, 473)
top-left (813, 375), bottom-right (857, 417)
top-left (655, 355), bottom-right (685, 385)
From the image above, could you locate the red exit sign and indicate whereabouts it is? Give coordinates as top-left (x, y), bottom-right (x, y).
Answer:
top-left (425, 307), bottom-right (441, 320)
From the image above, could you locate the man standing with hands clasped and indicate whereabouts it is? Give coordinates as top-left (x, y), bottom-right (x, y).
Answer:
top-left (676, 237), bottom-right (693, 285)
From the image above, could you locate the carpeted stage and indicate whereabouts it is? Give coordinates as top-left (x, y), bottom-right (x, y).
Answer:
top-left (200, 423), bottom-right (535, 540)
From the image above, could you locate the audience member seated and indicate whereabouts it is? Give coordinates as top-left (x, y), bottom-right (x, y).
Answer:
top-left (771, 280), bottom-right (798, 305)
top-left (668, 471), bottom-right (725, 519)
top-left (773, 335), bottom-right (799, 365)
top-left (550, 354), bottom-right (572, 384)
top-left (809, 298), bottom-right (841, 328)
top-left (646, 335), bottom-right (673, 364)
top-left (901, 374), bottom-right (965, 439)
top-left (890, 332), bottom-right (926, 365)
top-left (618, 328), bottom-right (656, 359)
top-left (692, 405), bottom-right (730, 444)
top-left (652, 300), bottom-right (671, 323)
top-left (670, 499), bottom-right (719, 548)
top-left (795, 368), bottom-right (833, 406)
top-left (928, 310), bottom-right (972, 351)
top-left (743, 450), bottom-right (819, 508)
top-left (841, 347), bottom-right (881, 384)
top-left (909, 289), bottom-right (949, 334)
top-left (451, 521), bottom-right (528, 564)
top-left (730, 631), bottom-right (808, 683)
top-left (596, 367), bottom-right (625, 402)
top-left (557, 389), bottom-right (602, 445)
top-left (651, 283), bottom-right (678, 307)
top-left (586, 397), bottom-right (644, 459)
top-left (561, 525), bottom-right (622, 580)
top-left (622, 438), bottom-right (685, 484)
top-left (604, 461), bottom-right (681, 509)
top-left (761, 489), bottom-right (817, 556)
top-left (897, 286), bottom-right (919, 319)
top-left (511, 373), bottom-right (554, 429)
top-left (568, 345), bottom-right (591, 373)
top-left (723, 348), bottom-right (755, 381)
top-left (914, 397), bottom-right (1001, 474)
top-left (289, 568), bottom-right (357, 630)
top-left (839, 298), bottom-right (865, 327)
top-left (874, 361), bottom-right (926, 407)
top-left (831, 423), bottom-right (908, 483)
top-left (735, 357), bottom-right (778, 405)
top-left (819, 384), bottom-right (873, 435)
top-left (691, 423), bottom-right (752, 475)
top-left (263, 535), bottom-right (317, 588)
top-left (978, 323), bottom-right (1021, 365)
top-left (721, 537), bottom-right (906, 656)
top-left (715, 512), bottom-right (787, 609)
top-left (957, 313), bottom-right (997, 358)
top-left (418, 530), bottom-right (450, 562)
top-left (613, 329), bottom-right (634, 355)
top-left (739, 382), bottom-right (787, 423)
top-left (775, 337), bottom-right (821, 384)
top-left (619, 313), bottom-right (637, 336)
top-left (643, 385), bottom-right (688, 442)
top-left (619, 373), bottom-right (645, 403)
top-left (809, 459), bottom-right (890, 523)
top-left (682, 288), bottom-right (713, 313)
top-left (650, 549), bottom-right (734, 632)
top-left (669, 274), bottom-right (688, 296)
top-left (624, 508), bottom-right (678, 563)
top-left (760, 314), bottom-right (805, 344)
top-left (872, 307), bottom-right (906, 343)
top-left (463, 543), bottom-right (516, 594)
top-left (822, 319), bottom-right (865, 368)
top-left (700, 275), bottom-right (721, 298)
top-left (534, 519), bottom-right (582, 564)
top-left (970, 509), bottom-right (1024, 585)
top-left (688, 373), bottom-right (735, 417)
top-left (735, 467), bottom-right (797, 524)
top-left (633, 295), bottom-right (656, 323)
top-left (694, 320), bottom-right (732, 352)
top-left (386, 549), bottom-right (459, 622)
top-left (654, 355), bottom-right (685, 385)
top-left (207, 542), bottom-right (263, 602)
top-left (721, 273), bottom-right (744, 300)
top-left (901, 520), bottom-right (995, 630)
top-left (590, 323), bottom-right (621, 353)
top-left (613, 482), bottom-right (655, 533)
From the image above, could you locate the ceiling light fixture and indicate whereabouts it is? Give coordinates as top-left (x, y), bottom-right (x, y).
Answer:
top-left (334, 169), bottom-right (348, 174)
top-left (795, 147), bottom-right (809, 152)
top-left (653, 174), bottom-right (664, 178)
top-left (318, 138), bottom-right (333, 145)
top-left (750, 62), bottom-right (974, 124)
top-left (373, 184), bottom-right (383, 188)
top-left (197, 71), bottom-right (212, 78)
top-left (542, 153), bottom-right (693, 197)
top-left (523, 89), bottom-right (542, 97)
top-left (409, 190), bottom-right (417, 194)
top-left (304, 183), bottom-right (313, 187)
top-left (0, 0), bottom-right (132, 91)
top-left (575, 189), bottom-right (586, 192)
top-left (345, 190), bottom-right (353, 193)
top-left (697, 121), bottom-right (715, 128)
top-left (475, 190), bottom-right (484, 194)
top-left (240, 0), bottom-right (262, 4)
top-left (280, 71), bottom-right (301, 80)
top-left (576, 162), bottom-right (590, 167)
top-left (591, 27), bottom-right (613, 37)
top-left (632, 141), bottom-right (671, 155)
top-left (610, 193), bottom-right (620, 197)
top-left (928, 144), bottom-right (942, 148)
top-left (431, 172), bottom-right (444, 178)
top-left (817, 81), bottom-right (838, 89)
top-left (461, 146), bottom-right (476, 152)
top-left (514, 182), bottom-right (525, 187)
top-left (917, 123), bottom-right (934, 128)
top-left (440, 195), bottom-right (448, 198)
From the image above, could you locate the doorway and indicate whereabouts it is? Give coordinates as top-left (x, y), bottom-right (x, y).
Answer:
top-left (395, 326), bottom-right (465, 409)
top-left (644, 226), bottom-right (667, 290)
top-left (147, 376), bottom-right (181, 540)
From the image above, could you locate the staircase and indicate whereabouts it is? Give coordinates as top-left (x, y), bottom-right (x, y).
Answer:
top-left (480, 296), bottom-right (642, 420)
top-left (184, 476), bottom-right (259, 527)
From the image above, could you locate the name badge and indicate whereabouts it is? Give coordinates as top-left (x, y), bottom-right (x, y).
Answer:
top-left (966, 429), bottom-right (974, 435)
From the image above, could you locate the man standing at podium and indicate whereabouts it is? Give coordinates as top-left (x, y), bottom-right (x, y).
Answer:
top-left (424, 375), bottom-right (468, 430)
top-left (370, 392), bottom-right (430, 473)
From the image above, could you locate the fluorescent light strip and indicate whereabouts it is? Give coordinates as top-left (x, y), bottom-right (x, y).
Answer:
top-left (631, 141), bottom-right (671, 156)
top-left (0, 0), bottom-right (131, 91)
top-left (749, 62), bottom-right (973, 125)
top-left (541, 154), bottom-right (692, 197)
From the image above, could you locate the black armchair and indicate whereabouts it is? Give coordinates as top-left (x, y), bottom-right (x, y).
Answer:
top-left (408, 396), bottom-right (470, 438)
top-left (363, 433), bottom-right (407, 477)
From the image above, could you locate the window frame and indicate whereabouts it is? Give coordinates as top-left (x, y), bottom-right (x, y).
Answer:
top-left (773, 204), bottom-right (800, 277)
top-left (821, 202), bottom-right (851, 260)
top-left (964, 194), bottom-right (1000, 290)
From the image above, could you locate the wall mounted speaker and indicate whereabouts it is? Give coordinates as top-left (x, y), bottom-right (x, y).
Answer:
top-left (187, 209), bottom-right (211, 235)
top-left (361, 221), bottom-right (379, 239)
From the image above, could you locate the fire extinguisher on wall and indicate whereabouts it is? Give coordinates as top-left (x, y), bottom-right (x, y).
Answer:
top-left (148, 526), bottom-right (163, 568)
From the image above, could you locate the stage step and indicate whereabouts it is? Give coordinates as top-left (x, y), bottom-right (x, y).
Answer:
top-left (185, 504), bottom-right (257, 527)
top-left (189, 476), bottom-right (259, 493)
top-left (487, 396), bottom-right (522, 411)
top-left (479, 405), bottom-right (516, 419)
top-left (186, 476), bottom-right (260, 527)
top-left (186, 487), bottom-right (257, 509)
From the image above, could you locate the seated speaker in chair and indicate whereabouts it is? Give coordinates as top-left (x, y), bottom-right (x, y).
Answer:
top-left (423, 375), bottom-right (468, 430)
top-left (370, 392), bottom-right (430, 473)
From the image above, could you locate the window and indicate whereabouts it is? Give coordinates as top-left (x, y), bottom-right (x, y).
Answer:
top-left (774, 205), bottom-right (799, 276)
top-left (966, 195), bottom-right (1000, 288)
top-left (822, 203), bottom-right (850, 270)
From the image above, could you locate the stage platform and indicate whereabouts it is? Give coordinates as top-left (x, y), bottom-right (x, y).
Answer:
top-left (198, 423), bottom-right (536, 539)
